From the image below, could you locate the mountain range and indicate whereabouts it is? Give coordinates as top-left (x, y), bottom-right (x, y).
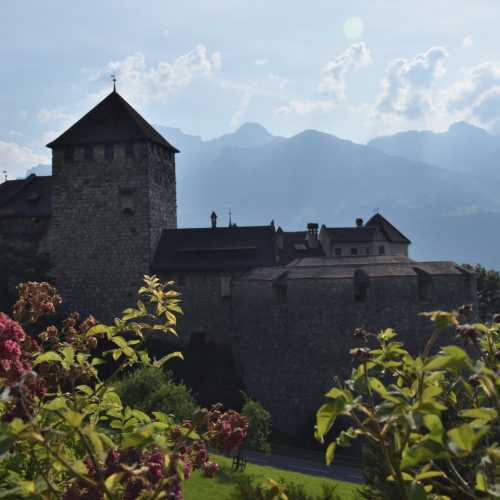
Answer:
top-left (21, 121), bottom-right (500, 270)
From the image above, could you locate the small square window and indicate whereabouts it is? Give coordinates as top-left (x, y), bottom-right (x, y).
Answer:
top-left (84, 145), bottom-right (93, 161)
top-left (351, 248), bottom-right (358, 256)
top-left (366, 247), bottom-right (370, 255)
top-left (335, 248), bottom-right (342, 256)
top-left (104, 143), bottom-right (114, 161)
top-left (379, 245), bottom-right (386, 255)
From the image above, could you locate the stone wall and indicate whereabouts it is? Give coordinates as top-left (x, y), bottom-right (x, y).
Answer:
top-left (49, 141), bottom-right (176, 320)
top-left (232, 273), bottom-right (476, 434)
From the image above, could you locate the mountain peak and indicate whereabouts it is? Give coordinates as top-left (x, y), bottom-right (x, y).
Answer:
top-left (234, 122), bottom-right (271, 138)
top-left (448, 121), bottom-right (487, 136)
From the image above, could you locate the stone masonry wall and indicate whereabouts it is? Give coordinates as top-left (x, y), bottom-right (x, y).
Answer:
top-left (233, 273), bottom-right (476, 434)
top-left (49, 142), bottom-right (176, 320)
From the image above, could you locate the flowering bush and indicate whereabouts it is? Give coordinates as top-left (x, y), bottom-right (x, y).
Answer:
top-left (316, 307), bottom-right (500, 499)
top-left (0, 276), bottom-right (248, 499)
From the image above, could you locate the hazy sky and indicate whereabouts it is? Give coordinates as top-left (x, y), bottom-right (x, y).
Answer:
top-left (2, 0), bottom-right (500, 178)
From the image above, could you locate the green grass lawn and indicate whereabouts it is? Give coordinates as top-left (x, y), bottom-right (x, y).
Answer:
top-left (184, 455), bottom-right (361, 500)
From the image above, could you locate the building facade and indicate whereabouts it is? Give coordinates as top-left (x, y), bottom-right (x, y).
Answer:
top-left (0, 91), bottom-right (476, 433)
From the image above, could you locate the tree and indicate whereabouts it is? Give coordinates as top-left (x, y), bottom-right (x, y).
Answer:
top-left (463, 263), bottom-right (500, 321)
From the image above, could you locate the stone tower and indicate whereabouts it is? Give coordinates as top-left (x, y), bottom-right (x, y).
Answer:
top-left (47, 90), bottom-right (178, 319)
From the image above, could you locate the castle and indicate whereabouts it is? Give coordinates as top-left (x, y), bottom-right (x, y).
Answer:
top-left (0, 90), bottom-right (476, 433)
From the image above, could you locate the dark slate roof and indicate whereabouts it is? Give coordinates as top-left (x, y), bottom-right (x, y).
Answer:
top-left (278, 230), bottom-right (325, 263)
top-left (323, 226), bottom-right (377, 243)
top-left (365, 213), bottom-right (411, 244)
top-left (0, 175), bottom-right (52, 218)
top-left (46, 91), bottom-right (179, 152)
top-left (151, 225), bottom-right (278, 272)
top-left (241, 256), bottom-right (470, 281)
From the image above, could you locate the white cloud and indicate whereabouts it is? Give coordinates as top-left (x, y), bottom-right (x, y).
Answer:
top-left (374, 46), bottom-right (448, 120)
top-left (93, 45), bottom-right (222, 105)
top-left (8, 130), bottom-right (23, 137)
top-left (0, 141), bottom-right (49, 179)
top-left (276, 99), bottom-right (336, 116)
top-left (37, 108), bottom-right (72, 123)
top-left (444, 62), bottom-right (500, 130)
top-left (254, 58), bottom-right (269, 66)
top-left (318, 41), bottom-right (371, 100)
top-left (463, 36), bottom-right (473, 48)
top-left (163, 29), bottom-right (169, 37)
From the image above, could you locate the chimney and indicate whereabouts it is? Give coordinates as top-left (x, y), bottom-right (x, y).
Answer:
top-left (211, 211), bottom-right (217, 229)
top-left (307, 222), bottom-right (319, 248)
top-left (356, 218), bottom-right (363, 227)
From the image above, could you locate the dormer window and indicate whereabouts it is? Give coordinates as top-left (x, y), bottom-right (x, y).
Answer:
top-left (64, 147), bottom-right (74, 162)
top-left (351, 248), bottom-right (358, 256)
top-left (335, 248), bottom-right (342, 256)
top-left (379, 245), bottom-right (386, 255)
top-left (104, 143), bottom-right (114, 161)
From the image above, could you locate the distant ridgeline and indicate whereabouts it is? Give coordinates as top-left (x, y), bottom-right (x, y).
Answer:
top-left (0, 90), bottom-right (477, 434)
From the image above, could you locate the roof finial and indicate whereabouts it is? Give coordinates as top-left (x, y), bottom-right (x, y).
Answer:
top-left (111, 73), bottom-right (117, 92)
top-left (2, 170), bottom-right (7, 182)
top-left (228, 209), bottom-right (232, 228)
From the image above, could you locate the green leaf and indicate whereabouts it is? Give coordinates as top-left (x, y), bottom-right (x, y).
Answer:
top-left (63, 410), bottom-right (84, 428)
top-left (325, 441), bottom-right (336, 465)
top-left (86, 324), bottom-right (112, 337)
top-left (447, 424), bottom-right (488, 455)
top-left (104, 473), bottom-right (123, 491)
top-left (401, 439), bottom-right (448, 469)
top-left (44, 397), bottom-right (67, 411)
top-left (33, 351), bottom-right (63, 366)
top-left (459, 408), bottom-right (497, 422)
top-left (425, 346), bottom-right (471, 372)
top-left (416, 470), bottom-right (445, 480)
top-left (315, 399), bottom-right (345, 443)
top-left (153, 351), bottom-right (184, 368)
top-left (475, 471), bottom-right (488, 492)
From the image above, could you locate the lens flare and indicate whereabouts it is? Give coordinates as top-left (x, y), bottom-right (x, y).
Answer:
top-left (343, 17), bottom-right (364, 40)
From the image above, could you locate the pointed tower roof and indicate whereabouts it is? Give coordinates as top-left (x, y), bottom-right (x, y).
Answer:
top-left (365, 213), bottom-right (411, 244)
top-left (46, 91), bottom-right (179, 152)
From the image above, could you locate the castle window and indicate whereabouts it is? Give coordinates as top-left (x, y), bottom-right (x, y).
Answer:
top-left (335, 248), bottom-right (342, 256)
top-left (379, 245), bottom-right (386, 255)
top-left (354, 270), bottom-right (369, 303)
top-left (104, 143), bottom-right (114, 161)
top-left (125, 142), bottom-right (134, 158)
top-left (366, 248), bottom-right (370, 255)
top-left (84, 145), bottom-right (93, 161)
top-left (351, 247), bottom-right (358, 256)
top-left (64, 147), bottom-right (74, 162)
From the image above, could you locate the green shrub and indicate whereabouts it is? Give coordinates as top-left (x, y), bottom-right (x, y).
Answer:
top-left (315, 311), bottom-right (500, 499)
top-left (114, 366), bottom-right (197, 421)
top-left (229, 475), bottom-right (340, 500)
top-left (241, 396), bottom-right (272, 453)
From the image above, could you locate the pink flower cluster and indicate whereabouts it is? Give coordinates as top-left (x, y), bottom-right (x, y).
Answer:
top-left (0, 313), bottom-right (29, 381)
top-left (205, 404), bottom-right (249, 451)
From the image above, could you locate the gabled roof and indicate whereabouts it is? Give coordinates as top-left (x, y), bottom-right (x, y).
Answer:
top-left (365, 213), bottom-right (411, 244)
top-left (151, 225), bottom-right (277, 272)
top-left (46, 91), bottom-right (179, 152)
top-left (0, 175), bottom-right (52, 218)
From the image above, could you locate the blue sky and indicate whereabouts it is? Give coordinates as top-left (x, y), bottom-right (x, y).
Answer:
top-left (2, 0), bottom-right (500, 178)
